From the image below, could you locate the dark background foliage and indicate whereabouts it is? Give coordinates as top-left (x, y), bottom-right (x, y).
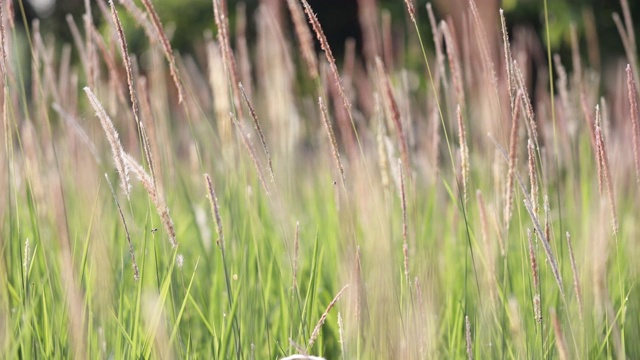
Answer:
top-left (14, 0), bottom-right (640, 70)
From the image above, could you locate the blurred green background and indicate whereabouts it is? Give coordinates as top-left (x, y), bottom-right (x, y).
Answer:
top-left (13, 0), bottom-right (640, 69)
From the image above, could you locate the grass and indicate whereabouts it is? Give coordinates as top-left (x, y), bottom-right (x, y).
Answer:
top-left (1, 0), bottom-right (640, 358)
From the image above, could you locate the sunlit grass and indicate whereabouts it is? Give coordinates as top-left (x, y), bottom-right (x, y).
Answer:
top-left (1, 0), bottom-right (640, 359)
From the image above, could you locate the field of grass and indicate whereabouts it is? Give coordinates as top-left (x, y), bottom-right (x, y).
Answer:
top-left (2, 0), bottom-right (640, 358)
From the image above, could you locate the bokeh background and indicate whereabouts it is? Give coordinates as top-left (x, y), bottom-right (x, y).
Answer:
top-left (14, 0), bottom-right (640, 70)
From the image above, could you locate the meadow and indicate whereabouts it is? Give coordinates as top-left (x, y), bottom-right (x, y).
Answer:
top-left (1, 0), bottom-right (639, 358)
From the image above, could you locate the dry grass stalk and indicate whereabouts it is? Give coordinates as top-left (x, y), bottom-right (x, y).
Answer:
top-left (512, 61), bottom-right (537, 143)
top-left (427, 4), bottom-right (446, 89)
top-left (505, 91), bottom-right (522, 230)
top-left (319, 96), bottom-right (346, 188)
top-left (0, 2), bottom-right (6, 50)
top-left (554, 55), bottom-right (573, 149)
top-left (337, 312), bottom-right (345, 358)
top-left (457, 105), bottom-right (469, 204)
top-left (579, 92), bottom-right (598, 155)
top-left (441, 20), bottom-right (465, 108)
top-left (68, 74), bottom-right (79, 114)
top-left (527, 139), bottom-right (538, 216)
top-left (490, 151), bottom-right (507, 255)
top-left (308, 284), bottom-right (349, 349)
top-left (353, 247), bottom-right (364, 332)
top-left (105, 174), bottom-right (139, 281)
top-left (89, 25), bottom-right (127, 105)
top-left (527, 229), bottom-right (541, 322)
top-left (0, 1), bottom-right (7, 74)
top-left (532, 293), bottom-right (541, 325)
top-left (204, 173), bottom-right (224, 249)
top-left (30, 19), bottom-right (41, 78)
top-left (358, 0), bottom-right (381, 64)
top-left (400, 71), bottom-right (414, 150)
top-left (23, 238), bottom-right (31, 277)
top-left (3, 96), bottom-right (8, 176)
top-left (611, 13), bottom-right (632, 56)
top-left (424, 23), bottom-right (443, 176)
top-left (414, 276), bottom-right (425, 320)
top-left (65, 15), bottom-right (88, 75)
top-left (239, 83), bottom-right (274, 182)
top-left (382, 10), bottom-right (393, 70)
top-left (139, 0), bottom-right (183, 103)
top-left (465, 315), bottom-right (473, 360)
top-left (207, 40), bottom-right (233, 145)
top-left (567, 27), bottom-right (583, 98)
top-left (376, 57), bottom-right (409, 169)
top-left (1, 2), bottom-right (6, 146)
top-left (565, 231), bottom-right (582, 320)
top-left (553, 54), bottom-right (569, 99)
top-left (84, 0), bottom-right (97, 88)
top-left (213, 0), bottom-right (244, 119)
top-left (600, 96), bottom-right (611, 144)
top-left (500, 9), bottom-right (514, 108)
top-left (616, 0), bottom-right (638, 85)
top-left (119, 0), bottom-right (158, 43)
top-left (136, 76), bottom-right (165, 184)
top-left (84, 87), bottom-right (131, 198)
top-left (301, 0), bottom-right (352, 116)
top-left (495, 124), bottom-right (565, 297)
top-left (399, 158), bottom-right (409, 283)
top-left (324, 66), bottom-right (357, 160)
top-left (460, 8), bottom-right (472, 87)
top-left (95, 0), bottom-right (114, 29)
top-left (522, 194), bottom-right (565, 297)
top-left (625, 64), bottom-right (640, 183)
top-left (469, 0), bottom-right (497, 88)
top-left (286, 0), bottom-right (318, 79)
top-left (582, 8), bottom-right (600, 68)
top-left (124, 153), bottom-right (177, 248)
top-left (621, 0), bottom-right (636, 54)
top-left (551, 309), bottom-right (569, 360)
top-left (110, 0), bottom-right (157, 188)
top-left (230, 111), bottom-right (271, 196)
top-left (543, 194), bottom-right (551, 244)
top-left (594, 106), bottom-right (618, 234)
top-left (429, 94), bottom-right (441, 179)
top-left (293, 221), bottom-right (299, 291)
top-left (376, 99), bottom-right (391, 191)
top-left (235, 3), bottom-right (253, 98)
top-left (109, 0), bottom-right (140, 124)
top-left (33, 22), bottom-right (60, 105)
top-left (31, 21), bottom-right (53, 145)
top-left (403, 0), bottom-right (416, 24)
top-left (527, 229), bottom-right (540, 294)
top-left (592, 120), bottom-right (605, 196)
top-left (343, 38), bottom-right (356, 90)
top-left (251, 8), bottom-right (294, 158)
